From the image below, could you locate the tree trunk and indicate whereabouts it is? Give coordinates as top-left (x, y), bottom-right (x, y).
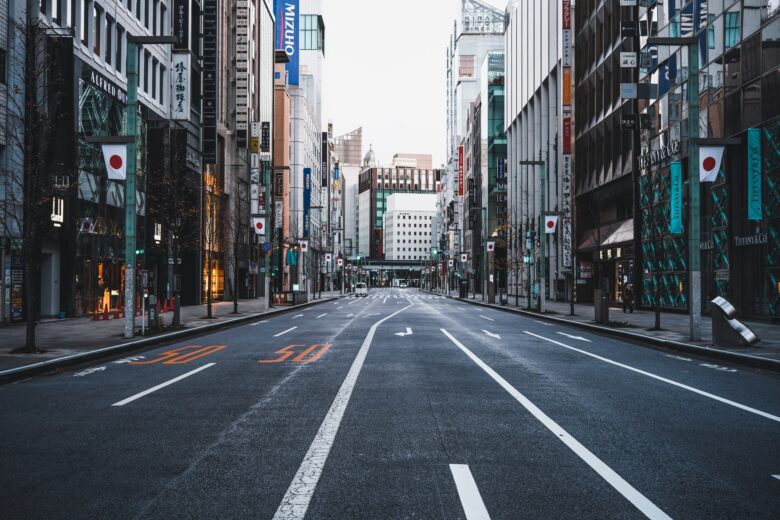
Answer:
top-left (232, 241), bottom-right (239, 314)
top-left (206, 252), bottom-right (213, 318)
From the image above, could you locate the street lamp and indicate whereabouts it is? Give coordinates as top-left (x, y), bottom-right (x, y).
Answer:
top-left (519, 160), bottom-right (545, 312)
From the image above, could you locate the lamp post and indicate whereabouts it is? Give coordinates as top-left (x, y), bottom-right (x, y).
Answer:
top-left (519, 160), bottom-right (546, 312)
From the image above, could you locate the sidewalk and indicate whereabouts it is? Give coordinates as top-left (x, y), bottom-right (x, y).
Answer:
top-left (0, 291), bottom-right (342, 372)
top-left (440, 290), bottom-right (780, 364)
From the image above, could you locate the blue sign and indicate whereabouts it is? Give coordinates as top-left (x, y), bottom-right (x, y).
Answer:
top-left (262, 242), bottom-right (273, 252)
top-left (303, 167), bottom-right (311, 238)
top-left (747, 128), bottom-right (762, 221)
top-left (669, 161), bottom-right (683, 234)
top-left (275, 0), bottom-right (299, 85)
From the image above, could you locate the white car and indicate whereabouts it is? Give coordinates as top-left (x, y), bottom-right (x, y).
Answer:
top-left (355, 283), bottom-right (368, 297)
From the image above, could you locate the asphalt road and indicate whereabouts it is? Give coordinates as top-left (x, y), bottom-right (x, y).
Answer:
top-left (1, 288), bottom-right (778, 519)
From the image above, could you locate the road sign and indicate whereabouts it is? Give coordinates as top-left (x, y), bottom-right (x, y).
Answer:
top-left (262, 242), bottom-right (272, 252)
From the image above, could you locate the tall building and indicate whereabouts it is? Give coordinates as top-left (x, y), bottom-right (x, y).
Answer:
top-left (335, 127), bottom-right (363, 166)
top-left (441, 0), bottom-right (504, 270)
top-left (383, 194), bottom-right (437, 262)
top-left (334, 127), bottom-right (363, 260)
top-left (392, 153), bottom-right (433, 170)
top-left (634, 2), bottom-right (780, 320)
top-left (358, 152), bottom-right (441, 260)
top-left (505, 0), bottom-right (574, 308)
top-left (573, 0), bottom-right (638, 307)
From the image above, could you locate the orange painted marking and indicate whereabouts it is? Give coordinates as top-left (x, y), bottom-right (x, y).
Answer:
top-left (258, 344), bottom-right (332, 364)
top-left (129, 345), bottom-right (226, 365)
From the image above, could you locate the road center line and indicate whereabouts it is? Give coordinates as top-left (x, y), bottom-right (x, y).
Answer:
top-left (111, 363), bottom-right (216, 407)
top-left (450, 464), bottom-right (491, 519)
top-left (274, 327), bottom-right (298, 338)
top-left (441, 329), bottom-right (671, 520)
top-left (273, 304), bottom-right (415, 520)
top-left (479, 315), bottom-right (494, 322)
top-left (524, 331), bottom-right (780, 423)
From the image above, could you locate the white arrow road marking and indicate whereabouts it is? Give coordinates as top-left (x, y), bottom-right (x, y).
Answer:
top-left (557, 332), bottom-right (591, 342)
top-left (450, 464), bottom-right (491, 520)
top-left (524, 331), bottom-right (780, 424)
top-left (316, 313), bottom-right (327, 319)
top-left (112, 363), bottom-right (216, 407)
top-left (394, 327), bottom-right (413, 337)
top-left (441, 329), bottom-right (672, 520)
top-left (74, 366), bottom-right (106, 377)
top-left (292, 314), bottom-right (304, 319)
top-left (479, 315), bottom-right (494, 322)
top-left (700, 363), bottom-right (738, 373)
top-left (274, 327), bottom-right (298, 337)
top-left (113, 356), bottom-right (145, 364)
top-left (273, 304), bottom-right (414, 520)
top-left (482, 330), bottom-right (501, 340)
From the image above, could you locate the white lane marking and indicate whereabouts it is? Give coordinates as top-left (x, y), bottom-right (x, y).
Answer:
top-left (533, 320), bottom-right (553, 326)
top-left (111, 364), bottom-right (216, 407)
top-left (524, 331), bottom-right (780, 424)
top-left (249, 320), bottom-right (269, 326)
top-left (450, 464), bottom-right (491, 520)
top-left (316, 313), bottom-right (327, 319)
top-left (441, 329), bottom-right (671, 520)
top-left (482, 330), bottom-right (501, 340)
top-left (292, 314), bottom-right (304, 319)
top-left (383, 297), bottom-right (388, 304)
top-left (346, 299), bottom-right (359, 305)
top-left (337, 306), bottom-right (344, 310)
top-left (74, 366), bottom-right (106, 377)
top-left (394, 327), bottom-right (413, 337)
top-left (273, 304), bottom-right (415, 520)
top-left (557, 332), bottom-right (591, 342)
top-left (665, 354), bottom-right (692, 362)
top-left (700, 363), bottom-right (738, 373)
top-left (479, 315), bottom-right (494, 322)
top-left (346, 313), bottom-right (355, 318)
top-left (773, 475), bottom-right (780, 480)
top-left (274, 327), bottom-right (298, 338)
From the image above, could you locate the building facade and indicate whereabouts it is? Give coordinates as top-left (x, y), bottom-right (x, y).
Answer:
top-left (383, 193), bottom-right (436, 262)
top-left (636, 1), bottom-right (780, 321)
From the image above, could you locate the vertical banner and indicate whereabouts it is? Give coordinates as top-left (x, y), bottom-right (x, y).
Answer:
top-left (250, 122), bottom-right (260, 215)
top-left (562, 0), bottom-right (573, 269)
top-left (669, 161), bottom-right (683, 234)
top-left (275, 0), bottom-right (300, 85)
top-left (321, 132), bottom-right (329, 186)
top-left (303, 167), bottom-right (312, 238)
top-left (171, 53), bottom-right (190, 120)
top-left (202, 0), bottom-right (218, 164)
top-left (173, 0), bottom-right (189, 50)
top-left (562, 113), bottom-right (572, 154)
top-left (747, 128), bottom-right (763, 221)
top-left (458, 145), bottom-right (464, 197)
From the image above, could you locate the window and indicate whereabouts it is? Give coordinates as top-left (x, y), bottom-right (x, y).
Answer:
top-left (153, 0), bottom-right (158, 34)
top-left (301, 15), bottom-right (324, 51)
top-left (93, 3), bottom-right (102, 56)
top-left (459, 55), bottom-right (475, 78)
top-left (143, 50), bottom-right (150, 92)
top-left (105, 15), bottom-right (114, 65)
top-left (81, 0), bottom-right (90, 45)
top-left (159, 64), bottom-right (165, 104)
top-left (0, 49), bottom-right (6, 85)
top-left (144, 0), bottom-right (150, 28)
top-left (116, 24), bottom-right (124, 73)
top-left (152, 57), bottom-right (158, 99)
top-left (160, 3), bottom-right (166, 36)
top-left (724, 11), bottom-right (741, 49)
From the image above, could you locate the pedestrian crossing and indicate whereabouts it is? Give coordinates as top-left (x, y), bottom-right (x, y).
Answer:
top-left (343, 292), bottom-right (447, 300)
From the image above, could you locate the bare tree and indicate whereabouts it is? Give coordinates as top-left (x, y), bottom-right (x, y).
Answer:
top-left (0, 16), bottom-right (72, 352)
top-left (227, 178), bottom-right (250, 314)
top-left (202, 170), bottom-right (224, 319)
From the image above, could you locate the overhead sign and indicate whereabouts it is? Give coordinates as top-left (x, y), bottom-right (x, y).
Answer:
top-left (275, 0), bottom-right (300, 85)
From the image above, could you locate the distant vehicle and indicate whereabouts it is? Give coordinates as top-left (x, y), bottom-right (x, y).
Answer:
top-left (399, 282), bottom-right (407, 288)
top-left (355, 283), bottom-right (368, 297)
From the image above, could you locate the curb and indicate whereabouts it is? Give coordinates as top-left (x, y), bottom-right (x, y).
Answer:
top-left (0, 296), bottom-right (343, 385)
top-left (431, 291), bottom-right (780, 373)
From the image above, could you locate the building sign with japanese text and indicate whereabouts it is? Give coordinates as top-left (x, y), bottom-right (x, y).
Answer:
top-left (171, 53), bottom-right (190, 120)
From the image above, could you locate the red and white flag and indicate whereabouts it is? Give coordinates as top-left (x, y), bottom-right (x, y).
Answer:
top-left (251, 217), bottom-right (266, 235)
top-left (299, 240), bottom-right (309, 253)
top-left (101, 144), bottom-right (127, 180)
top-left (699, 146), bottom-right (724, 183)
top-left (544, 216), bottom-right (559, 234)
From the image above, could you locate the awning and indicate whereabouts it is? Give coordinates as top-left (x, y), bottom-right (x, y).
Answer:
top-left (577, 218), bottom-right (634, 251)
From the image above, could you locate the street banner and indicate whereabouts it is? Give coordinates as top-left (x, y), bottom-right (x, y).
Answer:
top-left (669, 161), bottom-right (683, 234)
top-left (299, 240), bottom-right (309, 253)
top-left (544, 216), bottom-right (559, 234)
top-left (448, 259), bottom-right (454, 267)
top-left (460, 253), bottom-right (468, 263)
top-left (303, 168), bottom-right (311, 238)
top-left (486, 241), bottom-right (495, 252)
top-left (337, 258), bottom-right (343, 267)
top-left (275, 0), bottom-right (300, 85)
top-left (747, 128), bottom-right (762, 220)
top-left (101, 144), bottom-right (127, 180)
top-left (458, 145), bottom-right (464, 197)
top-left (699, 146), bottom-right (724, 183)
top-left (252, 217), bottom-right (266, 235)
top-left (325, 253), bottom-right (332, 263)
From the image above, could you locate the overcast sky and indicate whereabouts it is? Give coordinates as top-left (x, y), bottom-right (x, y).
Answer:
top-left (322, 0), bottom-right (507, 168)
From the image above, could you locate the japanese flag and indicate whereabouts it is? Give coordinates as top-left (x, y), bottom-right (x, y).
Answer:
top-left (251, 217), bottom-right (266, 235)
top-left (299, 241), bottom-right (309, 253)
top-left (700, 146), bottom-right (724, 183)
top-left (544, 216), bottom-right (559, 234)
top-left (486, 241), bottom-right (496, 252)
top-left (102, 144), bottom-right (127, 180)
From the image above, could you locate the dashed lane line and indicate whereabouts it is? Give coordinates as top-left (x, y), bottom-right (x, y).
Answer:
top-left (274, 327), bottom-right (298, 338)
top-left (450, 464), bottom-right (491, 519)
top-left (441, 329), bottom-right (671, 520)
top-left (111, 363), bottom-right (216, 407)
